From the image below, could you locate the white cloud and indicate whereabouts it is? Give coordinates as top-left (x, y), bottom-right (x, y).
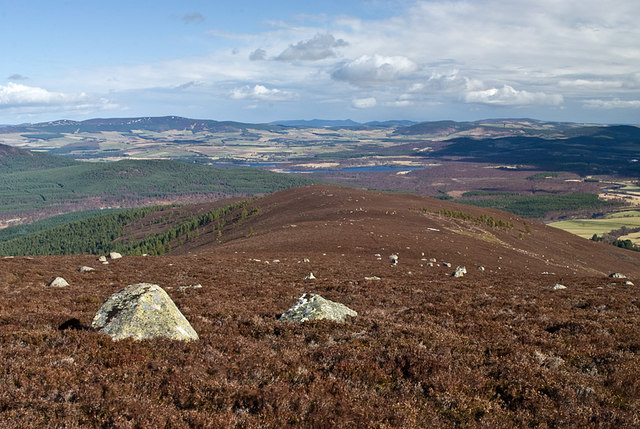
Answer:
top-left (352, 97), bottom-right (377, 108)
top-left (465, 85), bottom-right (564, 106)
top-left (332, 54), bottom-right (418, 86)
top-left (583, 98), bottom-right (640, 109)
top-left (276, 33), bottom-right (348, 61)
top-left (0, 82), bottom-right (112, 110)
top-left (230, 84), bottom-right (295, 101)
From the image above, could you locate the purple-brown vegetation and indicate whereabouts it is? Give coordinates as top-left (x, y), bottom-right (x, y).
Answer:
top-left (1, 185), bottom-right (639, 427)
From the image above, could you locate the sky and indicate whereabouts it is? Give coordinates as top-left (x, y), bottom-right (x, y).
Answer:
top-left (1, 0), bottom-right (639, 125)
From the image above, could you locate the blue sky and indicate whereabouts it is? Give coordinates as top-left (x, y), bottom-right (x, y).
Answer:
top-left (1, 0), bottom-right (639, 124)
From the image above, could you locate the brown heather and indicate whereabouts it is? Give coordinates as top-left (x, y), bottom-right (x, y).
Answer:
top-left (1, 185), bottom-right (639, 428)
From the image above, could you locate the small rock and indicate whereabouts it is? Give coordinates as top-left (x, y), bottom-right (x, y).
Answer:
top-left (109, 252), bottom-right (122, 260)
top-left (477, 266), bottom-right (485, 271)
top-left (98, 256), bottom-right (107, 262)
top-left (429, 258), bottom-right (437, 263)
top-left (78, 266), bottom-right (95, 273)
top-left (178, 284), bottom-right (203, 291)
top-left (364, 276), bottom-right (381, 281)
top-left (305, 272), bottom-right (316, 280)
top-left (389, 254), bottom-right (398, 265)
top-left (442, 262), bottom-right (452, 267)
top-left (553, 284), bottom-right (567, 290)
top-left (302, 258), bottom-right (310, 263)
top-left (102, 261), bottom-right (109, 265)
top-left (48, 277), bottom-right (70, 288)
top-left (279, 293), bottom-right (357, 323)
top-left (625, 280), bottom-right (634, 286)
top-left (609, 272), bottom-right (626, 279)
top-left (272, 259), bottom-right (280, 263)
top-left (426, 262), bottom-right (434, 267)
top-left (91, 283), bottom-right (198, 341)
top-left (452, 266), bottom-right (467, 278)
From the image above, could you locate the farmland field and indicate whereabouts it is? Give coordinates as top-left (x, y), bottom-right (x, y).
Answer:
top-left (549, 211), bottom-right (640, 239)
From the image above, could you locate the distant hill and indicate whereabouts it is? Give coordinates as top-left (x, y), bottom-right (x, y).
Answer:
top-left (0, 116), bottom-right (287, 135)
top-left (271, 119), bottom-right (417, 128)
top-left (0, 143), bottom-right (77, 172)
top-left (271, 119), bottom-right (362, 127)
top-left (429, 125), bottom-right (640, 175)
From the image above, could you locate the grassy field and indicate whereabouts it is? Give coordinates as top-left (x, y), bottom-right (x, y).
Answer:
top-left (549, 210), bottom-right (640, 239)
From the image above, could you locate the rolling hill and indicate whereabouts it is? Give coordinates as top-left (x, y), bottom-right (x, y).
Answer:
top-left (1, 184), bottom-right (640, 426)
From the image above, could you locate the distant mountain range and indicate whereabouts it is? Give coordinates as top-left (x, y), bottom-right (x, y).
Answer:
top-left (270, 119), bottom-right (417, 128)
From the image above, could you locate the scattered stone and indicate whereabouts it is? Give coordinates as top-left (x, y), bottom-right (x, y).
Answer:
top-left (429, 258), bottom-right (437, 263)
top-left (272, 259), bottom-right (280, 263)
top-left (442, 262), bottom-right (452, 267)
top-left (302, 258), bottom-right (310, 263)
top-left (426, 262), bottom-right (434, 267)
top-left (364, 276), bottom-right (381, 281)
top-left (78, 266), bottom-right (95, 273)
top-left (609, 272), bottom-right (626, 279)
top-left (178, 284), bottom-right (203, 291)
top-left (91, 283), bottom-right (198, 341)
top-left (304, 272), bottom-right (316, 280)
top-left (389, 254), bottom-right (398, 265)
top-left (553, 284), bottom-right (567, 290)
top-left (102, 261), bottom-right (109, 265)
top-left (452, 266), bottom-right (467, 278)
top-left (98, 256), bottom-right (107, 262)
top-left (48, 277), bottom-right (70, 288)
top-left (279, 293), bottom-right (357, 323)
top-left (625, 280), bottom-right (634, 286)
top-left (477, 266), bottom-right (485, 271)
top-left (109, 252), bottom-right (122, 260)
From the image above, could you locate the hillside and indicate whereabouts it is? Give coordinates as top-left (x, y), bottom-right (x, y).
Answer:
top-left (430, 126), bottom-right (640, 176)
top-left (0, 146), bottom-right (311, 226)
top-left (1, 184), bottom-right (640, 427)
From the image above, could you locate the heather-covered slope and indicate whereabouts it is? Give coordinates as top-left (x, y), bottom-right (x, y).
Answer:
top-left (173, 185), bottom-right (640, 278)
top-left (1, 185), bottom-right (639, 427)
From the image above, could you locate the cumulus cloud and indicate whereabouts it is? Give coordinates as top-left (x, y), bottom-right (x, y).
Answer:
top-left (249, 48), bottom-right (267, 61)
top-left (230, 84), bottom-right (295, 101)
top-left (352, 97), bottom-right (377, 108)
top-left (0, 82), bottom-right (115, 114)
top-left (464, 85), bottom-right (563, 106)
top-left (183, 13), bottom-right (205, 24)
top-left (276, 33), bottom-right (348, 61)
top-left (0, 82), bottom-right (82, 107)
top-left (8, 74), bottom-right (28, 81)
top-left (583, 98), bottom-right (640, 109)
top-left (332, 54), bottom-right (418, 86)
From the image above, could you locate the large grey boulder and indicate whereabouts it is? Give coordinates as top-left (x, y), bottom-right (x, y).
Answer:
top-left (91, 283), bottom-right (198, 341)
top-left (280, 293), bottom-right (357, 323)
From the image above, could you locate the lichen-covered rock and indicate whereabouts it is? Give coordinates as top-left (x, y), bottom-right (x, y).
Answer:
top-left (48, 277), bottom-right (69, 288)
top-left (91, 283), bottom-right (198, 341)
top-left (280, 293), bottom-right (357, 323)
